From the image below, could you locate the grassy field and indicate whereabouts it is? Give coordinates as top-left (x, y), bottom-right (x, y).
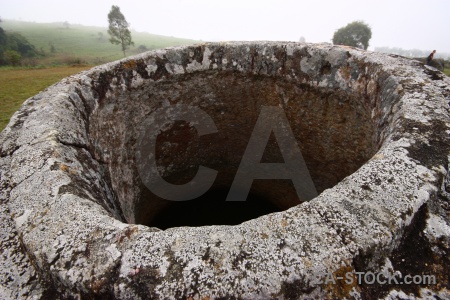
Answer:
top-left (444, 68), bottom-right (450, 77)
top-left (0, 20), bottom-right (202, 131)
top-left (1, 20), bottom-right (201, 65)
top-left (0, 66), bottom-right (91, 131)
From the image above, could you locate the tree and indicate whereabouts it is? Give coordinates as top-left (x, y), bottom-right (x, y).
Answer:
top-left (0, 27), bottom-right (7, 65)
top-left (0, 27), bottom-right (38, 65)
top-left (4, 50), bottom-right (21, 66)
top-left (0, 27), bottom-right (6, 47)
top-left (137, 44), bottom-right (148, 53)
top-left (49, 42), bottom-right (56, 53)
top-left (107, 5), bottom-right (134, 57)
top-left (332, 21), bottom-right (372, 50)
top-left (7, 32), bottom-right (38, 57)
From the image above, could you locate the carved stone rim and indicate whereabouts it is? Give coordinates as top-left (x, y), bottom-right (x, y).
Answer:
top-left (1, 42), bottom-right (449, 298)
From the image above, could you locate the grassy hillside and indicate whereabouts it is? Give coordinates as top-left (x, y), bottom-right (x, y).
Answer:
top-left (0, 20), bottom-right (202, 132)
top-left (1, 20), bottom-right (201, 65)
top-left (0, 66), bottom-right (91, 130)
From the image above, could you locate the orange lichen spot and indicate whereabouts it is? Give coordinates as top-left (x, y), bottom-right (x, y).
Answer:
top-left (325, 265), bottom-right (359, 299)
top-left (59, 163), bottom-right (78, 175)
top-left (123, 60), bottom-right (137, 70)
top-left (59, 164), bottom-right (69, 172)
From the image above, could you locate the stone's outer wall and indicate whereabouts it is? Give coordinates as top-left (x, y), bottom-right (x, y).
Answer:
top-left (0, 42), bottom-right (449, 299)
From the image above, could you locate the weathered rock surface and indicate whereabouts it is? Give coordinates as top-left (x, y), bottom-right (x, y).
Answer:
top-left (0, 42), bottom-right (449, 299)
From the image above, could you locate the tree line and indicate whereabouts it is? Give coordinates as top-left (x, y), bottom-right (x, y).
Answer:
top-left (0, 22), bottom-right (40, 66)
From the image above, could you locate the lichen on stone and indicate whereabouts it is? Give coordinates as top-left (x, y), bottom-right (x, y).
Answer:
top-left (0, 42), bottom-right (449, 299)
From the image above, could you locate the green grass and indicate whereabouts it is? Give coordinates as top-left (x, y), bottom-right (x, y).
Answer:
top-left (444, 68), bottom-right (450, 77)
top-left (0, 20), bottom-right (202, 132)
top-left (0, 66), bottom-right (91, 131)
top-left (1, 20), bottom-right (201, 65)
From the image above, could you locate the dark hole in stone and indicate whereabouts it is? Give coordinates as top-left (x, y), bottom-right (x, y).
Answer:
top-left (147, 186), bottom-right (281, 229)
top-left (91, 72), bottom-right (379, 229)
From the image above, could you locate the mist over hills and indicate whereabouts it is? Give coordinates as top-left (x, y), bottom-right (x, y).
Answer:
top-left (1, 19), bottom-right (201, 65)
top-left (1, 19), bottom-right (448, 67)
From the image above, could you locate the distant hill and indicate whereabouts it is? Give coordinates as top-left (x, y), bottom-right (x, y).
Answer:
top-left (1, 19), bottom-right (201, 65)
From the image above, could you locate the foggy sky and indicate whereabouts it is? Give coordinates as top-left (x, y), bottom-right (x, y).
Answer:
top-left (1, 0), bottom-right (449, 54)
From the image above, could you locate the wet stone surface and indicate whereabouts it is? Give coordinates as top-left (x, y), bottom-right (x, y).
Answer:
top-left (0, 42), bottom-right (449, 299)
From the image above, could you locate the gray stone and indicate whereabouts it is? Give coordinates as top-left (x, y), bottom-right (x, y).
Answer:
top-left (0, 42), bottom-right (449, 299)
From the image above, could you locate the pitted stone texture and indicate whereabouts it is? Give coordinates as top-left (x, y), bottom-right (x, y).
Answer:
top-left (0, 42), bottom-right (449, 299)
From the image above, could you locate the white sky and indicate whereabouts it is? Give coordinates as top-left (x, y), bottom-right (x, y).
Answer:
top-left (1, 0), bottom-right (449, 53)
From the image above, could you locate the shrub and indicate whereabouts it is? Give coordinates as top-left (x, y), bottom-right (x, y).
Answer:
top-left (137, 45), bottom-right (148, 53)
top-left (4, 50), bottom-right (21, 66)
